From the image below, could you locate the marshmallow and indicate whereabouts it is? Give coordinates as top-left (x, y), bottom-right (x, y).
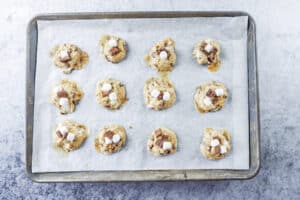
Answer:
top-left (215, 88), bottom-right (224, 96)
top-left (151, 89), bottom-right (160, 98)
top-left (66, 133), bottom-right (75, 142)
top-left (54, 86), bottom-right (63, 93)
top-left (59, 50), bottom-right (70, 60)
top-left (162, 141), bottom-right (172, 150)
top-left (109, 92), bottom-right (117, 101)
top-left (204, 43), bottom-right (213, 53)
top-left (101, 83), bottom-right (112, 92)
top-left (104, 137), bottom-right (112, 144)
top-left (112, 134), bottom-right (121, 143)
top-left (220, 145), bottom-right (227, 154)
top-left (210, 139), bottom-right (220, 147)
top-left (58, 126), bottom-right (68, 134)
top-left (203, 97), bottom-right (212, 106)
top-left (59, 98), bottom-right (70, 112)
top-left (108, 39), bottom-right (118, 48)
top-left (163, 92), bottom-right (170, 101)
top-left (159, 51), bottom-right (168, 60)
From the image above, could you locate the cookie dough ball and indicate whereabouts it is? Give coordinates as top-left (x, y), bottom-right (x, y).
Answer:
top-left (193, 81), bottom-right (227, 113)
top-left (147, 128), bottom-right (177, 156)
top-left (144, 38), bottom-right (176, 72)
top-left (50, 79), bottom-right (84, 114)
top-left (192, 39), bottom-right (221, 71)
top-left (50, 43), bottom-right (89, 74)
top-left (99, 35), bottom-right (127, 63)
top-left (200, 128), bottom-right (231, 160)
top-left (53, 120), bottom-right (88, 152)
top-left (94, 125), bottom-right (127, 154)
top-left (144, 77), bottom-right (176, 110)
top-left (96, 78), bottom-right (127, 110)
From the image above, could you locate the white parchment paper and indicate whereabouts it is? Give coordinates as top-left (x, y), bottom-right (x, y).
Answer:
top-left (32, 16), bottom-right (249, 172)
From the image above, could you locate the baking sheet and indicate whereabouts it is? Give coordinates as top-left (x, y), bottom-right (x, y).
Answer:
top-left (32, 16), bottom-right (249, 172)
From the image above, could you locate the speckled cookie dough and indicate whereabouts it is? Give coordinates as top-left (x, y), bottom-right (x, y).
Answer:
top-left (50, 79), bottom-right (83, 114)
top-left (144, 38), bottom-right (176, 72)
top-left (193, 81), bottom-right (227, 113)
top-left (192, 39), bottom-right (221, 71)
top-left (200, 128), bottom-right (231, 160)
top-left (147, 127), bottom-right (177, 157)
top-left (50, 43), bottom-right (89, 74)
top-left (96, 78), bottom-right (127, 110)
top-left (94, 124), bottom-right (127, 154)
top-left (53, 120), bottom-right (88, 152)
top-left (144, 77), bottom-right (176, 110)
top-left (99, 35), bottom-right (127, 63)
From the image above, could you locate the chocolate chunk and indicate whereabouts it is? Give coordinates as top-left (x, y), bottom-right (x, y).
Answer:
top-left (157, 91), bottom-right (164, 100)
top-left (154, 129), bottom-right (163, 136)
top-left (206, 89), bottom-right (217, 98)
top-left (109, 47), bottom-right (121, 56)
top-left (155, 135), bottom-right (169, 148)
top-left (214, 146), bottom-right (221, 154)
top-left (104, 130), bottom-right (114, 139)
top-left (101, 90), bottom-right (111, 97)
top-left (207, 52), bottom-right (216, 63)
top-left (199, 42), bottom-right (207, 53)
top-left (57, 90), bottom-right (68, 98)
top-left (56, 130), bottom-right (63, 138)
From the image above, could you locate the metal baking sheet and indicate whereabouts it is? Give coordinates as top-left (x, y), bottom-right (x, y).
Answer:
top-left (26, 11), bottom-right (260, 182)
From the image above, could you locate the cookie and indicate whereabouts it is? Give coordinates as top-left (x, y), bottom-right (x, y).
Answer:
top-left (94, 124), bottom-right (127, 154)
top-left (99, 35), bottom-right (127, 63)
top-left (200, 128), bottom-right (231, 160)
top-left (144, 38), bottom-right (176, 72)
top-left (50, 79), bottom-right (83, 114)
top-left (53, 120), bottom-right (88, 152)
top-left (193, 81), bottom-right (227, 113)
top-left (50, 43), bottom-right (89, 74)
top-left (147, 127), bottom-right (177, 156)
top-left (192, 39), bottom-right (221, 71)
top-left (96, 78), bottom-right (127, 110)
top-left (144, 77), bottom-right (176, 110)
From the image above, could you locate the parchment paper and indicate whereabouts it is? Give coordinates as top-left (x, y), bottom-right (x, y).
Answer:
top-left (32, 16), bottom-right (249, 172)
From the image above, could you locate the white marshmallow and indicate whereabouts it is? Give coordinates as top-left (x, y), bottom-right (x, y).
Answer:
top-left (59, 50), bottom-right (70, 60)
top-left (204, 43), bottom-right (213, 53)
top-left (163, 92), bottom-right (170, 101)
top-left (159, 51), bottom-right (168, 60)
top-left (203, 97), bottom-right (212, 106)
top-left (215, 88), bottom-right (224, 96)
top-left (151, 89), bottom-right (160, 98)
top-left (162, 141), bottom-right (172, 150)
top-left (112, 134), bottom-right (121, 143)
top-left (101, 83), bottom-right (112, 92)
top-left (220, 145), bottom-right (227, 154)
top-left (109, 92), bottom-right (117, 101)
top-left (54, 86), bottom-right (62, 93)
top-left (210, 139), bottom-right (220, 147)
top-left (59, 98), bottom-right (70, 112)
top-left (104, 137), bottom-right (112, 144)
top-left (66, 133), bottom-right (75, 142)
top-left (108, 39), bottom-right (118, 47)
top-left (58, 126), bottom-right (68, 134)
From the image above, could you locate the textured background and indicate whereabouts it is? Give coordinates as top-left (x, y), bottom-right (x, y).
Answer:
top-left (0, 0), bottom-right (299, 199)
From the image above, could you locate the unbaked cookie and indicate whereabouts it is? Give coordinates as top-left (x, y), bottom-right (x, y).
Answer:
top-left (96, 78), bottom-right (127, 110)
top-left (94, 124), bottom-right (127, 154)
top-left (50, 43), bottom-right (89, 74)
top-left (99, 35), bottom-right (127, 63)
top-left (193, 81), bottom-right (227, 113)
top-left (144, 38), bottom-right (176, 72)
top-left (192, 39), bottom-right (221, 71)
top-left (50, 79), bottom-right (84, 114)
top-left (144, 77), bottom-right (176, 110)
top-left (147, 127), bottom-right (177, 156)
top-left (53, 120), bottom-right (88, 152)
top-left (200, 128), bottom-right (231, 160)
